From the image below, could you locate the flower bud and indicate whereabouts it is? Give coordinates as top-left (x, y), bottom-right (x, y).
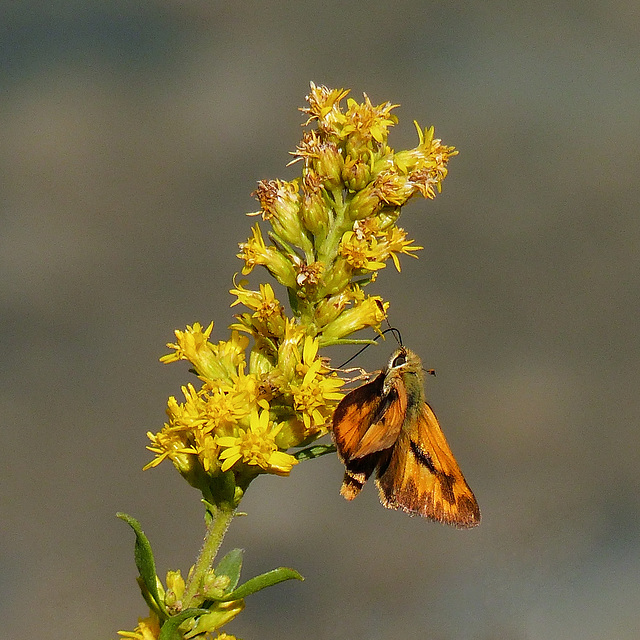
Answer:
top-left (253, 179), bottom-right (311, 251)
top-left (301, 172), bottom-right (329, 238)
top-left (320, 295), bottom-right (388, 345)
top-left (314, 139), bottom-right (344, 190)
top-left (202, 570), bottom-right (231, 599)
top-left (346, 182), bottom-right (383, 220)
top-left (317, 258), bottom-right (352, 297)
top-left (314, 291), bottom-right (351, 328)
top-left (186, 600), bottom-right (245, 636)
top-left (238, 224), bottom-right (297, 288)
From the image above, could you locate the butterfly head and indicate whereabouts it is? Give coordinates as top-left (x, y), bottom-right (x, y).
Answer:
top-left (383, 347), bottom-right (426, 404)
top-left (386, 346), bottom-right (425, 379)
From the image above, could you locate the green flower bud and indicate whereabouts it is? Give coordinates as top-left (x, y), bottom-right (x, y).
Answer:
top-left (253, 179), bottom-right (310, 250)
top-left (301, 172), bottom-right (330, 238)
top-left (317, 258), bottom-right (352, 297)
top-left (320, 295), bottom-right (388, 345)
top-left (342, 154), bottom-right (372, 192)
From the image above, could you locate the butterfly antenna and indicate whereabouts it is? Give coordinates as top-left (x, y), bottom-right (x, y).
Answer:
top-left (338, 327), bottom-right (403, 368)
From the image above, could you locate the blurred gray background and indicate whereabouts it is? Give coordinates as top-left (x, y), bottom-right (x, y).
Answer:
top-left (2, 2), bottom-right (639, 639)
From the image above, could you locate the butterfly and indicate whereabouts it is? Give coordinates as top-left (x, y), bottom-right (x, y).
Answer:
top-left (331, 346), bottom-right (480, 528)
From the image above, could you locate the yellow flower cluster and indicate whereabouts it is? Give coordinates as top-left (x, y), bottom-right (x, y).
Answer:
top-left (146, 321), bottom-right (343, 488)
top-left (237, 82), bottom-right (456, 346)
top-left (118, 570), bottom-right (244, 640)
top-left (146, 84), bottom-right (456, 493)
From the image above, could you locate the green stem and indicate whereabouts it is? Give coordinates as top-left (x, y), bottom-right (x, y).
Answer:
top-left (317, 193), bottom-right (348, 264)
top-left (182, 502), bottom-right (236, 607)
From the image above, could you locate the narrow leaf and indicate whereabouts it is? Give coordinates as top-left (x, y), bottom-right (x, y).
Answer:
top-left (218, 567), bottom-right (303, 601)
top-left (294, 443), bottom-right (336, 461)
top-left (287, 287), bottom-right (300, 315)
top-left (117, 513), bottom-right (163, 613)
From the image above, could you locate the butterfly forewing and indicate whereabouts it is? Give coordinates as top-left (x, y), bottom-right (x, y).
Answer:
top-left (350, 381), bottom-right (406, 458)
top-left (332, 372), bottom-right (385, 460)
top-left (376, 403), bottom-right (480, 528)
top-left (332, 370), bottom-right (406, 500)
top-left (332, 371), bottom-right (406, 460)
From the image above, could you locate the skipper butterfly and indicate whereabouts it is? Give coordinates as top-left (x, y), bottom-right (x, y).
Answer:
top-left (331, 346), bottom-right (480, 528)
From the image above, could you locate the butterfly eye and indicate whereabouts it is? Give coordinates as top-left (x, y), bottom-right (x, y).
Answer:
top-left (391, 352), bottom-right (407, 368)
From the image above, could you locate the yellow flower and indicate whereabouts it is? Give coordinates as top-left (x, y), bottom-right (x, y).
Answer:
top-left (118, 611), bottom-right (161, 640)
top-left (144, 427), bottom-right (195, 470)
top-left (216, 407), bottom-right (298, 476)
top-left (393, 122), bottom-right (458, 199)
top-left (296, 335), bottom-right (319, 377)
top-left (320, 294), bottom-right (388, 346)
top-left (373, 170), bottom-right (415, 207)
top-left (145, 367), bottom-right (261, 474)
top-left (160, 321), bottom-right (214, 366)
top-left (194, 430), bottom-right (219, 474)
top-left (342, 93), bottom-right (399, 144)
top-left (206, 331), bottom-right (251, 382)
top-left (376, 226), bottom-right (423, 271)
top-left (230, 280), bottom-right (286, 339)
top-left (339, 230), bottom-right (387, 272)
top-left (237, 224), bottom-right (297, 288)
top-left (303, 83), bottom-right (399, 154)
top-left (237, 223), bottom-right (268, 274)
top-left (166, 384), bottom-right (207, 430)
top-left (160, 323), bottom-right (251, 384)
top-left (290, 362), bottom-right (344, 430)
top-left (300, 82), bottom-right (350, 131)
top-left (289, 337), bottom-right (345, 430)
top-left (292, 130), bottom-right (344, 191)
top-left (230, 281), bottom-right (281, 319)
top-left (340, 231), bottom-right (388, 271)
top-left (201, 382), bottom-right (253, 435)
top-left (144, 385), bottom-right (203, 470)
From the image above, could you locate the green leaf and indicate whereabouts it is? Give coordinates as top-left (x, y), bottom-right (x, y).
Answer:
top-left (158, 608), bottom-right (209, 640)
top-left (321, 337), bottom-right (378, 346)
top-left (136, 576), bottom-right (163, 617)
top-left (117, 513), bottom-right (164, 614)
top-left (294, 443), bottom-right (336, 461)
top-left (287, 286), bottom-right (300, 315)
top-left (215, 548), bottom-right (244, 594)
top-left (216, 567), bottom-right (303, 602)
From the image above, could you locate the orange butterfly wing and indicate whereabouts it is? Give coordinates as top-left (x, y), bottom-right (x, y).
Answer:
top-left (332, 372), bottom-right (407, 500)
top-left (376, 403), bottom-right (481, 528)
top-left (332, 372), bottom-right (406, 459)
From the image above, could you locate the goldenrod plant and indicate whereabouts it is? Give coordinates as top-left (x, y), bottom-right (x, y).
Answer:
top-left (117, 83), bottom-right (457, 640)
